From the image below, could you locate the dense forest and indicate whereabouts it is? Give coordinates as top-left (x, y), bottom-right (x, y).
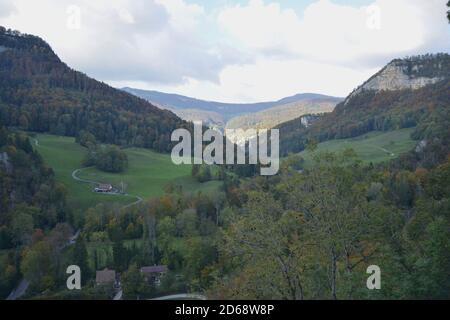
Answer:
top-left (0, 27), bottom-right (189, 153)
top-left (208, 55), bottom-right (450, 299)
top-left (209, 148), bottom-right (450, 299)
top-left (23, 135), bottom-right (448, 300)
top-left (2, 183), bottom-right (225, 300)
top-left (0, 127), bottom-right (69, 297)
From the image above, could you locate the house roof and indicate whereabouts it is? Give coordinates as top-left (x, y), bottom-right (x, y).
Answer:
top-left (140, 265), bottom-right (167, 274)
top-left (98, 184), bottom-right (112, 189)
top-left (96, 269), bottom-right (116, 283)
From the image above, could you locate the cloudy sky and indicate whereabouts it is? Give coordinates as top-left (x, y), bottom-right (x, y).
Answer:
top-left (0, 0), bottom-right (449, 102)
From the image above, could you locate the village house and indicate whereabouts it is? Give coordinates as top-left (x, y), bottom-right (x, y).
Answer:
top-left (94, 183), bottom-right (113, 193)
top-left (140, 265), bottom-right (168, 286)
top-left (96, 268), bottom-right (117, 286)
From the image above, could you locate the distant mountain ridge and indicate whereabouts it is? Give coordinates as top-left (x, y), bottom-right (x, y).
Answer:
top-left (122, 87), bottom-right (337, 115)
top-left (226, 98), bottom-right (339, 130)
top-left (122, 87), bottom-right (342, 130)
top-left (225, 97), bottom-right (339, 145)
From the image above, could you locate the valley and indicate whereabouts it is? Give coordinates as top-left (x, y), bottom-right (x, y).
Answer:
top-left (123, 87), bottom-right (342, 132)
top-left (1, 23), bottom-right (449, 302)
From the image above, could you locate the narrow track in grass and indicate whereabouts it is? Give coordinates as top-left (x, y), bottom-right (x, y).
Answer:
top-left (32, 138), bottom-right (144, 209)
top-left (34, 137), bottom-right (143, 210)
top-left (71, 167), bottom-right (143, 209)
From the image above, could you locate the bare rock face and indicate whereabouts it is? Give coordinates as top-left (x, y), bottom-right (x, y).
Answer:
top-left (360, 64), bottom-right (442, 92)
top-left (345, 54), bottom-right (449, 103)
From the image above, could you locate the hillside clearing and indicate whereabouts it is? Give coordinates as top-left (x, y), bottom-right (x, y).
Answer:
top-left (34, 134), bottom-right (222, 213)
top-left (298, 128), bottom-right (417, 167)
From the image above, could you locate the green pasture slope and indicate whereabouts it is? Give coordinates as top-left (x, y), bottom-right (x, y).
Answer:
top-left (33, 134), bottom-right (130, 210)
top-left (299, 128), bottom-right (417, 167)
top-left (34, 134), bottom-right (222, 212)
top-left (76, 149), bottom-right (221, 199)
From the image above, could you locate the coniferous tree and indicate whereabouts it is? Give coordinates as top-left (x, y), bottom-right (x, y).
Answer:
top-left (72, 236), bottom-right (90, 283)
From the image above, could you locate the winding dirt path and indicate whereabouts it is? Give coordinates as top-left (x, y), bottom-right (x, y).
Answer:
top-left (71, 167), bottom-right (143, 209)
top-left (375, 146), bottom-right (395, 157)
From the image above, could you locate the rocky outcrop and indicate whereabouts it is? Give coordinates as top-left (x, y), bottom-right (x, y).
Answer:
top-left (358, 63), bottom-right (442, 92)
top-left (346, 54), bottom-right (449, 104)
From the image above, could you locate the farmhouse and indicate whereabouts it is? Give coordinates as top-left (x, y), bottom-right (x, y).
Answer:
top-left (140, 265), bottom-right (167, 286)
top-left (95, 183), bottom-right (113, 193)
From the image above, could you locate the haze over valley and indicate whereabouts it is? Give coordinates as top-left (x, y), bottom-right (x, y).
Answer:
top-left (123, 87), bottom-right (343, 136)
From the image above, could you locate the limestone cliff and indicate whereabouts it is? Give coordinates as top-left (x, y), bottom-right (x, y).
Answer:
top-left (346, 54), bottom-right (450, 104)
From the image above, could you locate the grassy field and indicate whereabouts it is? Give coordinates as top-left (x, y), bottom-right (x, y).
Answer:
top-left (298, 128), bottom-right (417, 167)
top-left (34, 130), bottom-right (415, 212)
top-left (34, 134), bottom-right (222, 212)
top-left (76, 148), bottom-right (221, 199)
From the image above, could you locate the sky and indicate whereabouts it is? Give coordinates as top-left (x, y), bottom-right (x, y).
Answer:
top-left (0, 0), bottom-right (449, 103)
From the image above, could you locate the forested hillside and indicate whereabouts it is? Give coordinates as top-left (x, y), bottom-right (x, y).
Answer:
top-left (226, 98), bottom-right (339, 131)
top-left (124, 87), bottom-right (341, 129)
top-left (277, 54), bottom-right (450, 158)
top-left (0, 127), bottom-right (70, 297)
top-left (208, 54), bottom-right (450, 299)
top-left (210, 148), bottom-right (450, 299)
top-left (0, 27), bottom-right (188, 152)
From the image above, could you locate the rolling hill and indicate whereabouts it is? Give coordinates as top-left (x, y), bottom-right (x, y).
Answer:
top-left (122, 87), bottom-right (342, 129)
top-left (297, 128), bottom-right (417, 168)
top-left (225, 98), bottom-right (338, 143)
top-left (34, 133), bottom-right (222, 213)
top-left (277, 54), bottom-right (450, 158)
top-left (0, 27), bottom-right (188, 153)
top-left (226, 99), bottom-right (337, 131)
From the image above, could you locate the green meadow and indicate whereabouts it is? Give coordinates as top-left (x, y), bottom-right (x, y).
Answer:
top-left (34, 134), bottom-right (222, 213)
top-left (298, 128), bottom-right (417, 167)
top-left (34, 129), bottom-right (415, 214)
top-left (76, 149), bottom-right (221, 199)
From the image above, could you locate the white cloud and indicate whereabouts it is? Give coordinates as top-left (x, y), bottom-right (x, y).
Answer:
top-left (0, 0), bottom-right (242, 84)
top-left (218, 0), bottom-right (449, 68)
top-left (0, 0), bottom-right (448, 102)
top-left (0, 0), bottom-right (16, 18)
top-left (218, 0), bottom-right (300, 53)
top-left (155, 0), bottom-right (204, 32)
top-left (134, 0), bottom-right (449, 103)
top-left (114, 58), bottom-right (377, 103)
